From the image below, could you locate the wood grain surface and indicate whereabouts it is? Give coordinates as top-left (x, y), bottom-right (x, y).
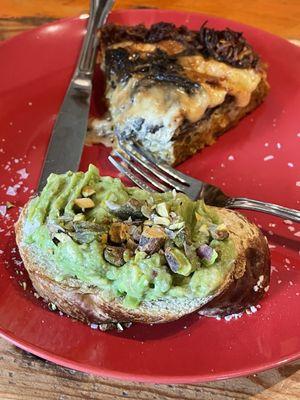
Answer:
top-left (0, 1), bottom-right (300, 399)
top-left (0, 0), bottom-right (300, 41)
top-left (0, 337), bottom-right (299, 400)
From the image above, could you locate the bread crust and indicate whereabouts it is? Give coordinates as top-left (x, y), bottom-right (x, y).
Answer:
top-left (15, 203), bottom-right (270, 324)
top-left (199, 210), bottom-right (270, 316)
top-left (170, 78), bottom-right (269, 165)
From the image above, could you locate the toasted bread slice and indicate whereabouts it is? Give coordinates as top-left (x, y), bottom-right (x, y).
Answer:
top-left (15, 200), bottom-right (270, 325)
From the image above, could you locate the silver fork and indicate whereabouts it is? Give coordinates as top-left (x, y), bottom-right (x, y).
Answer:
top-left (108, 141), bottom-right (300, 223)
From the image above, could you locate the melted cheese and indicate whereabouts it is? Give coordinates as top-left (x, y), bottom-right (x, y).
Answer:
top-left (179, 55), bottom-right (261, 107)
top-left (107, 77), bottom-right (227, 144)
top-left (103, 43), bottom-right (262, 143)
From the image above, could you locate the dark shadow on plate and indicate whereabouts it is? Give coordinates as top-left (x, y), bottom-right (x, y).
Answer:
top-left (262, 229), bottom-right (300, 253)
top-left (107, 312), bottom-right (202, 342)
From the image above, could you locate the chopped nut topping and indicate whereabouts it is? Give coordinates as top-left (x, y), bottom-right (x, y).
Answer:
top-left (6, 201), bottom-right (15, 209)
top-left (169, 221), bottom-right (185, 230)
top-left (156, 202), bottom-right (169, 218)
top-left (73, 213), bottom-right (85, 222)
top-left (152, 215), bottom-right (170, 226)
top-left (104, 246), bottom-right (125, 266)
top-left (74, 198), bottom-right (95, 209)
top-left (138, 225), bottom-right (166, 254)
top-left (106, 198), bottom-right (144, 220)
top-left (82, 185), bottom-right (96, 197)
top-left (109, 222), bottom-right (128, 243)
top-left (209, 224), bottom-right (229, 240)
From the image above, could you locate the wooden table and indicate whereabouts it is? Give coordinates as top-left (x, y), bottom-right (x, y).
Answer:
top-left (0, 1), bottom-right (299, 399)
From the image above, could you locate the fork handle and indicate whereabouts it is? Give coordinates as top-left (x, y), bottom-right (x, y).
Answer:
top-left (227, 197), bottom-right (300, 223)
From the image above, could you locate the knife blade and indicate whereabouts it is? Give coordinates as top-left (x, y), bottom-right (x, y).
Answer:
top-left (37, 78), bottom-right (92, 192)
top-left (38, 0), bottom-right (114, 192)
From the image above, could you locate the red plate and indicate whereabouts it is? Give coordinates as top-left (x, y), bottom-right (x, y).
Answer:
top-left (0, 10), bottom-right (299, 383)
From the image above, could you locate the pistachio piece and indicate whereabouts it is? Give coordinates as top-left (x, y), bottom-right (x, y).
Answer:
top-left (141, 204), bottom-right (152, 218)
top-left (109, 222), bottom-right (128, 244)
top-left (73, 220), bottom-right (103, 232)
top-left (53, 232), bottom-right (71, 244)
top-left (196, 244), bottom-right (218, 265)
top-left (106, 198), bottom-right (144, 220)
top-left (69, 230), bottom-right (98, 244)
top-left (123, 248), bottom-right (134, 262)
top-left (47, 221), bottom-right (65, 237)
top-left (164, 228), bottom-right (177, 240)
top-left (82, 185), bottom-right (96, 197)
top-left (66, 220), bottom-right (104, 244)
top-left (209, 224), bottom-right (229, 240)
top-left (103, 246), bottom-right (125, 266)
top-left (73, 213), bottom-right (85, 222)
top-left (147, 196), bottom-right (154, 206)
top-left (169, 221), bottom-right (185, 230)
top-left (183, 242), bottom-right (200, 268)
top-left (173, 229), bottom-right (187, 248)
top-left (74, 198), bottom-right (95, 209)
top-left (138, 226), bottom-right (166, 254)
top-left (156, 202), bottom-right (169, 218)
top-left (165, 247), bottom-right (192, 276)
top-left (100, 233), bottom-right (108, 244)
top-left (58, 214), bottom-right (73, 223)
top-left (128, 224), bottom-right (142, 242)
top-left (152, 215), bottom-right (170, 226)
top-left (127, 237), bottom-right (138, 252)
top-left (6, 201), bottom-right (15, 209)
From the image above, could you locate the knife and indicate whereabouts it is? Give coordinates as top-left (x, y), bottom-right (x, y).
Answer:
top-left (38, 0), bottom-right (114, 192)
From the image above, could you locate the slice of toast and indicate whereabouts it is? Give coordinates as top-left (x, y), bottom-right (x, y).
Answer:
top-left (88, 22), bottom-right (269, 165)
top-left (15, 167), bottom-right (270, 325)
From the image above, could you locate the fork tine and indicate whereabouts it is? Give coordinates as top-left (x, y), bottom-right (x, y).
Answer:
top-left (112, 150), bottom-right (170, 192)
top-left (108, 155), bottom-right (156, 192)
top-left (132, 141), bottom-right (195, 184)
top-left (119, 142), bottom-right (187, 192)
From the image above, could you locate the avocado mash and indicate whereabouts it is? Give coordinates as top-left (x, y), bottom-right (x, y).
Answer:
top-left (23, 165), bottom-right (235, 308)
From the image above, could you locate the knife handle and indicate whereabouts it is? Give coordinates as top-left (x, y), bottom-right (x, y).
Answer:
top-left (76, 0), bottom-right (115, 77)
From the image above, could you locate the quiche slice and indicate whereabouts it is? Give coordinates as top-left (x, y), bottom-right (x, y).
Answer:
top-left (88, 22), bottom-right (269, 165)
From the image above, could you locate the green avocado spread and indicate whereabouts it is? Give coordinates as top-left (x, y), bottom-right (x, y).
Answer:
top-left (23, 165), bottom-right (235, 308)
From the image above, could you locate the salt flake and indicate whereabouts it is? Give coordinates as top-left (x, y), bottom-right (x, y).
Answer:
top-left (6, 186), bottom-right (18, 196)
top-left (17, 168), bottom-right (29, 180)
top-left (0, 205), bottom-right (7, 216)
top-left (264, 155), bottom-right (274, 161)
